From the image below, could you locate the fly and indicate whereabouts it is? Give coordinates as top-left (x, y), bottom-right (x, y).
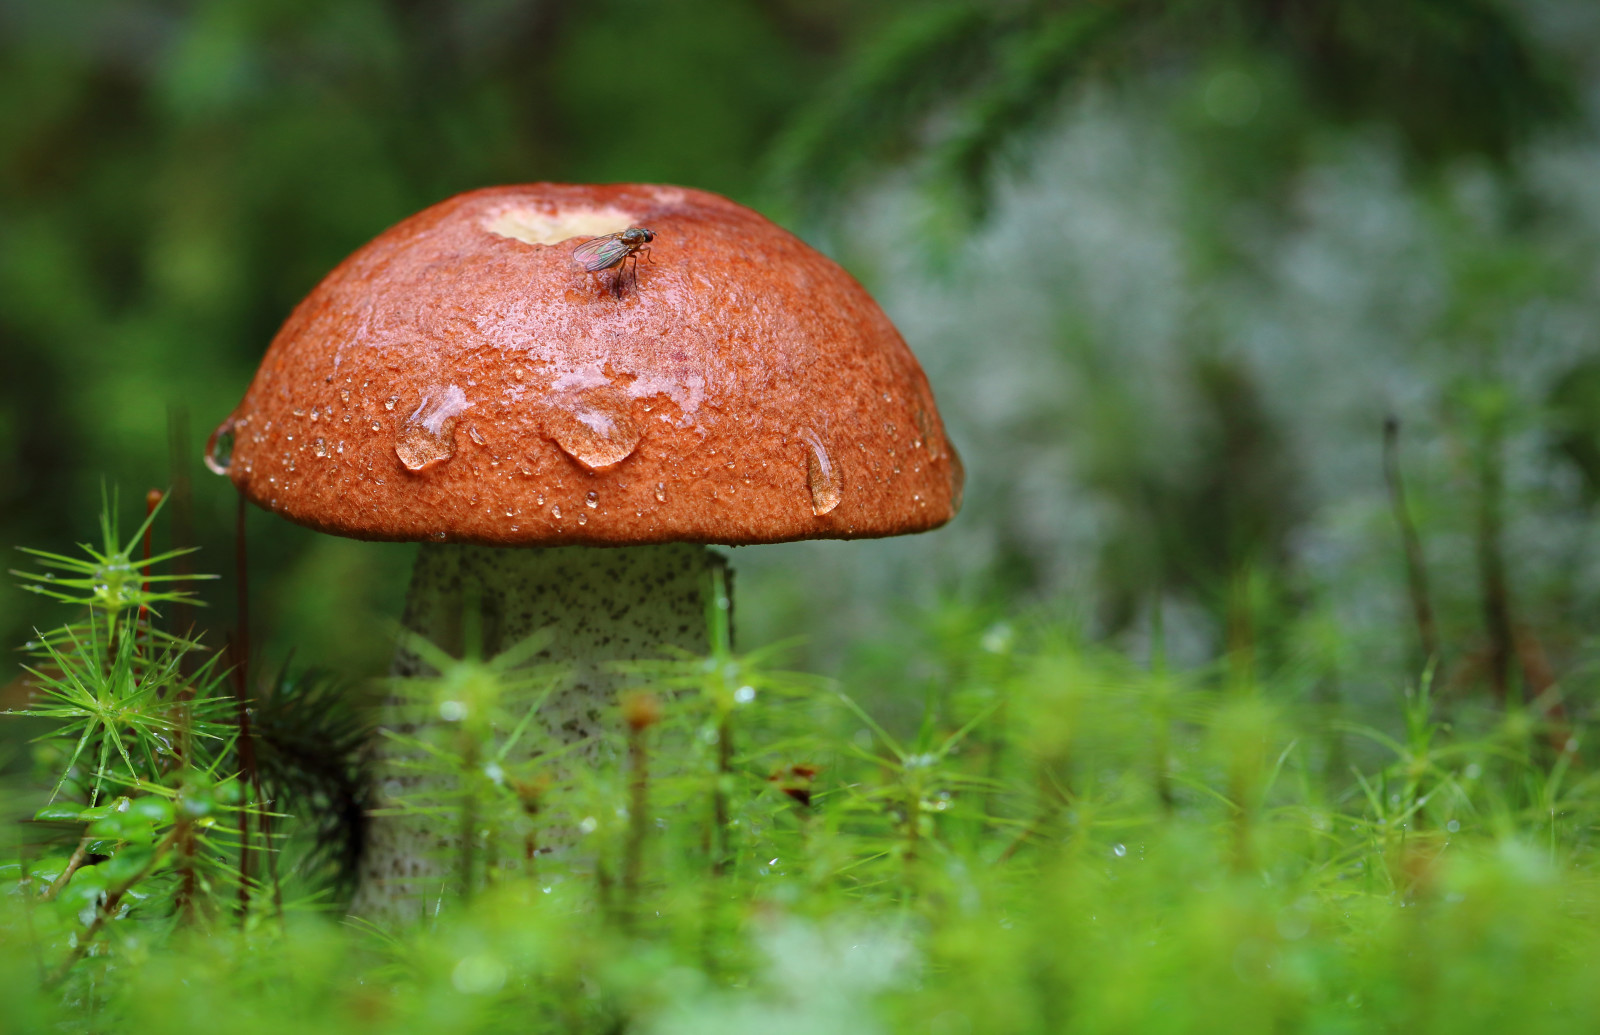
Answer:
top-left (572, 227), bottom-right (656, 295)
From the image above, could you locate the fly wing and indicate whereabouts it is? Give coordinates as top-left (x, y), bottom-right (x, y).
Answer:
top-left (572, 233), bottom-right (631, 272)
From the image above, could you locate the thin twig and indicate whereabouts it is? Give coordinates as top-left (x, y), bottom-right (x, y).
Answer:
top-left (45, 825), bottom-right (183, 987)
top-left (458, 787), bottom-right (479, 902)
top-left (621, 709), bottom-right (653, 929)
top-left (712, 716), bottom-right (732, 878)
top-left (166, 405), bottom-right (195, 676)
top-left (706, 567), bottom-right (735, 879)
top-left (256, 776), bottom-right (285, 921)
top-left (137, 489), bottom-right (161, 659)
top-left (1150, 594), bottom-right (1175, 813)
top-left (1382, 417), bottom-right (1439, 664)
top-left (233, 492), bottom-right (258, 918)
top-left (41, 835), bottom-right (94, 903)
top-left (1473, 416), bottom-right (1515, 702)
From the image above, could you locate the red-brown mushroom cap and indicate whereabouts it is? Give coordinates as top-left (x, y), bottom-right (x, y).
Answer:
top-left (213, 183), bottom-right (962, 546)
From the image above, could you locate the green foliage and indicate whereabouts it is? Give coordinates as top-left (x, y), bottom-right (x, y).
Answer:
top-left (253, 663), bottom-right (373, 891)
top-left (4, 493), bottom-right (252, 984)
top-left (8, 498), bottom-right (1600, 1029)
top-left (375, 623), bottom-right (571, 901)
top-left (773, 0), bottom-right (1573, 220)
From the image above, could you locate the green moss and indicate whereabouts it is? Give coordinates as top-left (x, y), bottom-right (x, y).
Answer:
top-left (6, 496), bottom-right (1600, 1032)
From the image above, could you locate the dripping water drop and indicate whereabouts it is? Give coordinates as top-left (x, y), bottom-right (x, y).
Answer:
top-left (547, 391), bottom-right (640, 470)
top-left (204, 420), bottom-right (236, 475)
top-left (801, 428), bottom-right (842, 516)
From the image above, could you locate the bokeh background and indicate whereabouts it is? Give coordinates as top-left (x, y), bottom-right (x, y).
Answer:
top-left (4, 0), bottom-right (1600, 728)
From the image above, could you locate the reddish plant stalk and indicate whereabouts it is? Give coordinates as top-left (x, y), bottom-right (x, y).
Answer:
top-left (621, 692), bottom-right (661, 927)
top-left (166, 405), bottom-right (196, 670)
top-left (138, 489), bottom-right (162, 656)
top-left (622, 724), bottom-right (651, 928)
top-left (232, 493), bottom-right (259, 918)
top-left (711, 717), bottom-right (732, 878)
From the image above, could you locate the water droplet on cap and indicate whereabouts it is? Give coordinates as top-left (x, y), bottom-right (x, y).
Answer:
top-left (396, 426), bottom-right (452, 471)
top-left (802, 428), bottom-right (841, 516)
top-left (546, 389), bottom-right (640, 470)
top-left (395, 385), bottom-right (468, 473)
top-left (585, 491), bottom-right (598, 509)
top-left (204, 419), bottom-right (236, 475)
top-left (654, 483), bottom-right (666, 503)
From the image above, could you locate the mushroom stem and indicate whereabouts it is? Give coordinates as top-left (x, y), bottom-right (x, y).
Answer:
top-left (351, 541), bottom-right (724, 918)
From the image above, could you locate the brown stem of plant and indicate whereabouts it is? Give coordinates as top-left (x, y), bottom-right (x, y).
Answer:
top-left (138, 489), bottom-right (161, 661)
top-left (903, 782), bottom-right (921, 876)
top-left (174, 839), bottom-right (199, 924)
top-left (41, 835), bottom-right (94, 903)
top-left (458, 790), bottom-right (479, 903)
top-left (1149, 597), bottom-right (1176, 814)
top-left (998, 769), bottom-right (1071, 863)
top-left (516, 777), bottom-right (546, 881)
top-left (997, 818), bottom-right (1037, 863)
top-left (1474, 420), bottom-right (1515, 703)
top-left (1229, 783), bottom-right (1254, 875)
top-left (621, 720), bottom-right (651, 930)
top-left (523, 832), bottom-right (540, 880)
top-left (1152, 726), bottom-right (1175, 814)
top-left (711, 716), bottom-right (732, 877)
top-left (232, 492), bottom-right (258, 919)
top-left (1515, 626), bottom-right (1576, 759)
top-left (255, 773), bottom-right (284, 921)
top-left (1225, 567), bottom-right (1256, 691)
top-left (595, 860), bottom-right (615, 921)
top-left (45, 824), bottom-right (184, 988)
top-left (703, 566), bottom-right (736, 879)
top-left (996, 815), bottom-right (1042, 864)
top-left (166, 405), bottom-right (195, 675)
top-left (1383, 417), bottom-right (1439, 664)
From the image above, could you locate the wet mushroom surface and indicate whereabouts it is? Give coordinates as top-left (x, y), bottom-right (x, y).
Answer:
top-left (210, 183), bottom-right (962, 545)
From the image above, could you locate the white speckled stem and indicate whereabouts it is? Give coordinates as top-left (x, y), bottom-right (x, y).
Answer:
top-left (351, 542), bottom-right (724, 920)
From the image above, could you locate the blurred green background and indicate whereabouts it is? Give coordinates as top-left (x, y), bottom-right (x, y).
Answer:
top-left (4, 0), bottom-right (1600, 726)
top-left (0, 0), bottom-right (891, 684)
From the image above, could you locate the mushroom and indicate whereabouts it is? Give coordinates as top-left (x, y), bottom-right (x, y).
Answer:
top-left (205, 183), bottom-right (962, 913)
